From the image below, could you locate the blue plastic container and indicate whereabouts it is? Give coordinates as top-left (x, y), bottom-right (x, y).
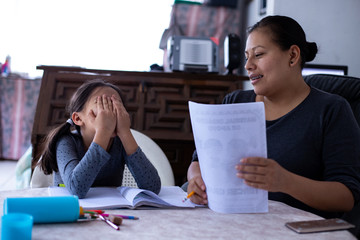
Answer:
top-left (1, 213), bottom-right (33, 240)
top-left (3, 196), bottom-right (79, 223)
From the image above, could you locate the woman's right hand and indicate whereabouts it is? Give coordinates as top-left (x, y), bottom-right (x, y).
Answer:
top-left (188, 175), bottom-right (208, 205)
top-left (187, 161), bottom-right (207, 205)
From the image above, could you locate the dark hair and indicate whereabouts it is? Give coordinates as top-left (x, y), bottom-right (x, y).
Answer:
top-left (39, 79), bottom-right (122, 174)
top-left (248, 15), bottom-right (318, 68)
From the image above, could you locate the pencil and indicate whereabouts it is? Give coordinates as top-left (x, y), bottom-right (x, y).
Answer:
top-left (186, 191), bottom-right (195, 199)
top-left (182, 191), bottom-right (195, 202)
top-left (101, 213), bottom-right (139, 220)
top-left (87, 210), bottom-right (104, 214)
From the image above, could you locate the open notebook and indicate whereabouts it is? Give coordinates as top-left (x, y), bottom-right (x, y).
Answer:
top-left (49, 186), bottom-right (198, 210)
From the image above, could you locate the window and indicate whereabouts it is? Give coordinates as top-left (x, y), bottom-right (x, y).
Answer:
top-left (0, 0), bottom-right (173, 78)
top-left (302, 64), bottom-right (348, 76)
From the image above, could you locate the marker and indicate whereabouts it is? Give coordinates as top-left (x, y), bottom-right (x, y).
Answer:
top-left (182, 191), bottom-right (195, 202)
top-left (58, 184), bottom-right (65, 187)
top-left (101, 213), bottom-right (139, 220)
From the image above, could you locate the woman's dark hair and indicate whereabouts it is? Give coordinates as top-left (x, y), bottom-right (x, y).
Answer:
top-left (39, 79), bottom-right (122, 174)
top-left (248, 15), bottom-right (318, 68)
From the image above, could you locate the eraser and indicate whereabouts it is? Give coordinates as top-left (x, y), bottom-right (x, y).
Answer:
top-left (109, 215), bottom-right (123, 226)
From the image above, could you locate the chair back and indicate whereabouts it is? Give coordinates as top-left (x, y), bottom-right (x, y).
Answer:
top-left (304, 73), bottom-right (360, 238)
top-left (304, 74), bottom-right (360, 125)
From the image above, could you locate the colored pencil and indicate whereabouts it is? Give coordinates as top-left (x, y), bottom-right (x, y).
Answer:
top-left (101, 213), bottom-right (139, 220)
top-left (87, 209), bottom-right (104, 214)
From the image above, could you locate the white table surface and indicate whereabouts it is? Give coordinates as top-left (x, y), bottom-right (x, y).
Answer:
top-left (0, 188), bottom-right (356, 240)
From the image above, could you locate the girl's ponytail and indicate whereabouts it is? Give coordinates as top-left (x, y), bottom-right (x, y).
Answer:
top-left (39, 119), bottom-right (73, 174)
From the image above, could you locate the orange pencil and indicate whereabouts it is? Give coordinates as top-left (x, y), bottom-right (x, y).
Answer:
top-left (186, 191), bottom-right (195, 199)
top-left (182, 191), bottom-right (195, 202)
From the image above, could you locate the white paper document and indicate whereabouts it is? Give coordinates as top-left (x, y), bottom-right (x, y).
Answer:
top-left (189, 101), bottom-right (268, 213)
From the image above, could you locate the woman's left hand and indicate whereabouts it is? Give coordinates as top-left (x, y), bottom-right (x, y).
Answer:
top-left (235, 157), bottom-right (290, 192)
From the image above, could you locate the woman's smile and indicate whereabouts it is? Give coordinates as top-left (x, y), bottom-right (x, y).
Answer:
top-left (249, 74), bottom-right (264, 85)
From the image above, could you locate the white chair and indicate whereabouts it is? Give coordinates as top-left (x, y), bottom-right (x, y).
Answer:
top-left (30, 129), bottom-right (175, 188)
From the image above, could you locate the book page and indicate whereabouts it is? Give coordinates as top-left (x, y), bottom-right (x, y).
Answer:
top-left (49, 186), bottom-right (197, 209)
top-left (119, 186), bottom-right (197, 208)
top-left (49, 186), bottom-right (132, 209)
top-left (189, 101), bottom-right (268, 213)
top-left (157, 186), bottom-right (201, 207)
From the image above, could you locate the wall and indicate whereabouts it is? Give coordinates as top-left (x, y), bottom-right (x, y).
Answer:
top-left (244, 0), bottom-right (360, 79)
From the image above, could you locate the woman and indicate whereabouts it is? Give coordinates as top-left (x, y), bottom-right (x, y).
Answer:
top-left (187, 15), bottom-right (360, 218)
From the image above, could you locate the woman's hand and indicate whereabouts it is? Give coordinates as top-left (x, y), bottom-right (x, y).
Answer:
top-left (187, 161), bottom-right (208, 205)
top-left (236, 157), bottom-right (355, 212)
top-left (188, 175), bottom-right (208, 205)
top-left (235, 157), bottom-right (291, 192)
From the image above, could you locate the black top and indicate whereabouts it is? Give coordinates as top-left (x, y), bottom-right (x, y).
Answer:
top-left (192, 87), bottom-right (360, 218)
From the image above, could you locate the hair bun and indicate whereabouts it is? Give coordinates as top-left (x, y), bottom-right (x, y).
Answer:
top-left (305, 42), bottom-right (318, 62)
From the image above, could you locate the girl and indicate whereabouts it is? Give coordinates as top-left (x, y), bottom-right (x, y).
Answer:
top-left (39, 79), bottom-right (161, 198)
top-left (187, 15), bottom-right (360, 218)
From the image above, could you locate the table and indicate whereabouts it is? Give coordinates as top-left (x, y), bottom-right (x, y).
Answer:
top-left (0, 188), bottom-right (356, 240)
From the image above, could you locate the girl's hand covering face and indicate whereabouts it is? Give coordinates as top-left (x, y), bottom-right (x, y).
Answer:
top-left (90, 94), bottom-right (117, 136)
top-left (111, 95), bottom-right (131, 136)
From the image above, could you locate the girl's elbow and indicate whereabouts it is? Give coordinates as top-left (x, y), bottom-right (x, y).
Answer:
top-left (68, 186), bottom-right (88, 199)
top-left (140, 177), bottom-right (161, 194)
top-left (76, 193), bottom-right (87, 199)
top-left (153, 181), bottom-right (161, 195)
top-left (147, 179), bottom-right (161, 194)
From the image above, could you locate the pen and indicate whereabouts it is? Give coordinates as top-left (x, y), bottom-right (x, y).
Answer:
top-left (182, 191), bottom-right (195, 202)
top-left (99, 214), bottom-right (120, 230)
top-left (101, 213), bottom-right (139, 220)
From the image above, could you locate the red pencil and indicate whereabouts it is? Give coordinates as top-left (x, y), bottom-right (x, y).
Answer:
top-left (88, 210), bottom-right (104, 214)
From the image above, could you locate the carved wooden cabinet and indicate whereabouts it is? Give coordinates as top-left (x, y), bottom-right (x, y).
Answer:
top-left (32, 65), bottom-right (247, 185)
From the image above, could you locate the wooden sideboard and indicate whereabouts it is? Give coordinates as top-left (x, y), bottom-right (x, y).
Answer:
top-left (32, 65), bottom-right (247, 186)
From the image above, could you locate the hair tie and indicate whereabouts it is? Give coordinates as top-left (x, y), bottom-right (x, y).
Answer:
top-left (66, 118), bottom-right (74, 126)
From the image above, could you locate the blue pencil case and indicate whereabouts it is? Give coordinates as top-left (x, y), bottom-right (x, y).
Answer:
top-left (3, 196), bottom-right (80, 223)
